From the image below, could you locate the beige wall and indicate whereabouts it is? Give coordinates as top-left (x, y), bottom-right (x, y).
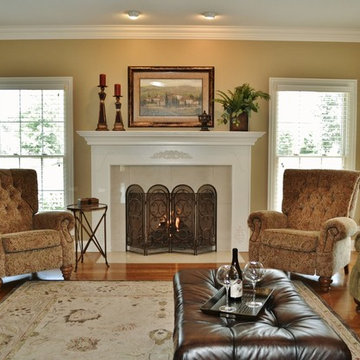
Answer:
top-left (0, 39), bottom-right (359, 213)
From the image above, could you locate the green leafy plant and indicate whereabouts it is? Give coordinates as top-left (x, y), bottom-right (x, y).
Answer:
top-left (214, 83), bottom-right (270, 125)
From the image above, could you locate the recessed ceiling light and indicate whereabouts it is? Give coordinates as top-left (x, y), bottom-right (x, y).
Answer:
top-left (203, 12), bottom-right (216, 20)
top-left (128, 10), bottom-right (140, 20)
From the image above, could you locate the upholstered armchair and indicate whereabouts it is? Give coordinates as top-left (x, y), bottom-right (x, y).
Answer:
top-left (248, 169), bottom-right (360, 292)
top-left (350, 231), bottom-right (360, 311)
top-left (0, 169), bottom-right (75, 288)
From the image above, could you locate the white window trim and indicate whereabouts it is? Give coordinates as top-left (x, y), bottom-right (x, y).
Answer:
top-left (0, 76), bottom-right (74, 207)
top-left (268, 77), bottom-right (357, 210)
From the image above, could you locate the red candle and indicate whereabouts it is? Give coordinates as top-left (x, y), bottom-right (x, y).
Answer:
top-left (114, 84), bottom-right (121, 96)
top-left (99, 74), bottom-right (106, 87)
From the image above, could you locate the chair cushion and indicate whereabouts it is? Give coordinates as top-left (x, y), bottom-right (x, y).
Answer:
top-left (1, 230), bottom-right (61, 253)
top-left (261, 228), bottom-right (319, 252)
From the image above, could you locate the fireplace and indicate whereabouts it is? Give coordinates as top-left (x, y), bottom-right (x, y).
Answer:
top-left (78, 131), bottom-right (264, 252)
top-left (126, 184), bottom-right (217, 255)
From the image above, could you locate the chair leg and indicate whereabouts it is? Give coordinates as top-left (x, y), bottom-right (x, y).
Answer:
top-left (319, 276), bottom-right (332, 292)
top-left (60, 265), bottom-right (73, 280)
top-left (344, 264), bottom-right (349, 275)
top-left (0, 278), bottom-right (2, 289)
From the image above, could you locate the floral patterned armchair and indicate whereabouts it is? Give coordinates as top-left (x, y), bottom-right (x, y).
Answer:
top-left (248, 169), bottom-right (360, 292)
top-left (0, 169), bottom-right (74, 287)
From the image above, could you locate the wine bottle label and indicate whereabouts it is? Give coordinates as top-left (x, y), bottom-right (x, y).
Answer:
top-left (230, 280), bottom-right (243, 298)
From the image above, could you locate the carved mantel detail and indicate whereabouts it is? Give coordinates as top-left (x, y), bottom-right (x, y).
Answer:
top-left (151, 150), bottom-right (192, 160)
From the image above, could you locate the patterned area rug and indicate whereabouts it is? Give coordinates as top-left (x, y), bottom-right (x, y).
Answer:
top-left (0, 280), bottom-right (359, 360)
top-left (0, 281), bottom-right (173, 360)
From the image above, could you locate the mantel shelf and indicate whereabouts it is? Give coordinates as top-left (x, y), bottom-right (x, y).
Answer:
top-left (77, 130), bottom-right (265, 146)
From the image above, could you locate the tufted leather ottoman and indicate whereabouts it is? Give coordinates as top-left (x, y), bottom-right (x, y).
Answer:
top-left (173, 268), bottom-right (351, 360)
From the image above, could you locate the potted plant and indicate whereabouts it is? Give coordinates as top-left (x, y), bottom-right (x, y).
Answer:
top-left (214, 83), bottom-right (270, 131)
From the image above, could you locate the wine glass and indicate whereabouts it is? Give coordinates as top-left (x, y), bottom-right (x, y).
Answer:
top-left (215, 264), bottom-right (239, 312)
top-left (243, 261), bottom-right (265, 308)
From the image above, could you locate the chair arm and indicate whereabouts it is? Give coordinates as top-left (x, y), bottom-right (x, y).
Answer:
top-left (319, 217), bottom-right (358, 253)
top-left (33, 211), bottom-right (75, 234)
top-left (33, 211), bottom-right (75, 266)
top-left (248, 210), bottom-right (288, 242)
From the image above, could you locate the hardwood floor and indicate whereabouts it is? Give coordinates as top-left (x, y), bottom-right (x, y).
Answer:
top-left (1, 251), bottom-right (359, 339)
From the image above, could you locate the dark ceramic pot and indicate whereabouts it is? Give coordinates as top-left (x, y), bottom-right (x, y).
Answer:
top-left (230, 112), bottom-right (248, 131)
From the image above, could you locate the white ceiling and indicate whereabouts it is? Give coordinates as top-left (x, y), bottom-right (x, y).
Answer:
top-left (1, 0), bottom-right (360, 41)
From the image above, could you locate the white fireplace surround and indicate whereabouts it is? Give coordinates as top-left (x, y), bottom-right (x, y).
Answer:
top-left (78, 131), bottom-right (264, 252)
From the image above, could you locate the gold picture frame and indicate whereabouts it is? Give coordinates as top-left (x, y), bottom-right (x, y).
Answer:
top-left (128, 66), bottom-right (214, 128)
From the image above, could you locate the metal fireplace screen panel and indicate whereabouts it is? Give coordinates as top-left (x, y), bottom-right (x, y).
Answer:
top-left (125, 184), bottom-right (145, 252)
top-left (196, 184), bottom-right (217, 250)
top-left (146, 185), bottom-right (170, 252)
top-left (170, 185), bottom-right (195, 252)
top-left (126, 183), bottom-right (217, 255)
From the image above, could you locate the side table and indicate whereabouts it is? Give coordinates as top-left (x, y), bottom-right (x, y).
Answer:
top-left (67, 203), bottom-right (109, 271)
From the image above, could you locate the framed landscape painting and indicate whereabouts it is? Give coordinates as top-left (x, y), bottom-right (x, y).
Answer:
top-left (128, 66), bottom-right (214, 128)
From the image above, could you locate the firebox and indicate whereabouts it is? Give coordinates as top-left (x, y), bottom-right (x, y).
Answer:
top-left (126, 184), bottom-right (217, 255)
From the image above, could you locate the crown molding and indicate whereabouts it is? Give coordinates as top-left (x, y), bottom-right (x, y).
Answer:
top-left (0, 25), bottom-right (360, 42)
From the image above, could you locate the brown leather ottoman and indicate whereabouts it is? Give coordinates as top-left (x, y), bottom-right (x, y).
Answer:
top-left (173, 268), bottom-right (351, 360)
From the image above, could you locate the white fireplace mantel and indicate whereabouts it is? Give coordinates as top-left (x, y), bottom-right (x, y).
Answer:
top-left (78, 130), bottom-right (265, 252)
top-left (78, 130), bottom-right (264, 147)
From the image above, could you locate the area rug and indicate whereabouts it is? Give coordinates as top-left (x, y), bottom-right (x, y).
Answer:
top-left (0, 281), bottom-right (173, 360)
top-left (0, 280), bottom-right (359, 360)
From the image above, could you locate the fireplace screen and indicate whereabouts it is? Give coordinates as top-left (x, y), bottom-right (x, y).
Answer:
top-left (126, 184), bottom-right (217, 255)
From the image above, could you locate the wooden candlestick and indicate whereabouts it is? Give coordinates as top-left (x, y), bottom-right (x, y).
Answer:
top-left (113, 95), bottom-right (125, 131)
top-left (96, 85), bottom-right (109, 131)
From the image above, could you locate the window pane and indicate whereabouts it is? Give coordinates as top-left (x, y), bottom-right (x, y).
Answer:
top-left (20, 157), bottom-right (42, 176)
top-left (42, 191), bottom-right (64, 210)
top-left (20, 90), bottom-right (42, 121)
top-left (299, 157), bottom-right (322, 168)
top-left (21, 122), bottom-right (43, 155)
top-left (43, 158), bottom-right (64, 191)
top-left (0, 90), bottom-right (19, 122)
top-left (43, 90), bottom-right (64, 122)
top-left (0, 157), bottom-right (19, 168)
top-left (43, 123), bottom-right (64, 155)
top-left (0, 123), bottom-right (20, 155)
top-left (321, 157), bottom-right (343, 169)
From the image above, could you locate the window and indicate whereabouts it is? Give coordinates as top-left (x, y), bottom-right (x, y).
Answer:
top-left (0, 77), bottom-right (73, 210)
top-left (268, 78), bottom-right (357, 210)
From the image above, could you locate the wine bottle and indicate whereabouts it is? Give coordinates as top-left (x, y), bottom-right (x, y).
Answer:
top-left (229, 248), bottom-right (243, 301)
